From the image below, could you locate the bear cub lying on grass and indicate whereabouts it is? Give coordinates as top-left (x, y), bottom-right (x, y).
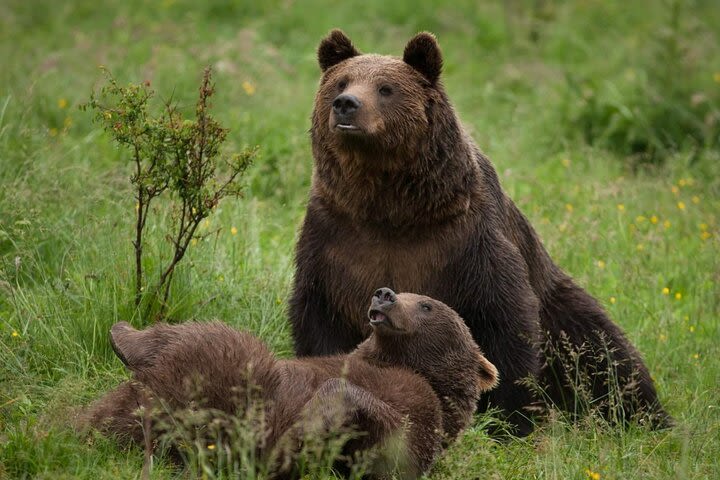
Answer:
top-left (83, 289), bottom-right (498, 479)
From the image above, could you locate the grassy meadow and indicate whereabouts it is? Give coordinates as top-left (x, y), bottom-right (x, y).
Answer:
top-left (1, 0), bottom-right (719, 478)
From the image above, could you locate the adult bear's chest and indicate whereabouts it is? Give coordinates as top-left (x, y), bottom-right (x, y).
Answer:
top-left (321, 218), bottom-right (468, 332)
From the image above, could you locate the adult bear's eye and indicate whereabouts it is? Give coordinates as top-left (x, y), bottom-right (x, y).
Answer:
top-left (337, 80), bottom-right (348, 90)
top-left (379, 85), bottom-right (393, 96)
top-left (421, 303), bottom-right (432, 312)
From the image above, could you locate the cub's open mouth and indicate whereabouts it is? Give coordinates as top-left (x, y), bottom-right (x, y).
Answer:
top-left (368, 309), bottom-right (389, 326)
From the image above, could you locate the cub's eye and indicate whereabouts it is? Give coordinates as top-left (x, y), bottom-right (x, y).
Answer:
top-left (378, 85), bottom-right (393, 96)
top-left (337, 80), bottom-right (348, 90)
top-left (421, 303), bottom-right (432, 312)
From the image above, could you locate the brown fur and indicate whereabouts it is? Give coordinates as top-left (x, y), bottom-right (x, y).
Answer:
top-left (289, 30), bottom-right (671, 435)
top-left (82, 292), bottom-right (497, 479)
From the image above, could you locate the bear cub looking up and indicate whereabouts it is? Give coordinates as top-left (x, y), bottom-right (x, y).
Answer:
top-left (83, 289), bottom-right (498, 479)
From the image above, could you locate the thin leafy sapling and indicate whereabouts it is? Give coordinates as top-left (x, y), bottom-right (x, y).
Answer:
top-left (83, 67), bottom-right (255, 319)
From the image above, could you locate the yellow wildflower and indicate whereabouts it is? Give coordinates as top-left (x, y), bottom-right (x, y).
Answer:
top-left (678, 179), bottom-right (687, 187)
top-left (191, 238), bottom-right (198, 246)
top-left (231, 226), bottom-right (238, 235)
top-left (658, 333), bottom-right (667, 342)
top-left (617, 203), bottom-right (625, 212)
top-left (58, 98), bottom-right (68, 109)
top-left (671, 185), bottom-right (679, 194)
top-left (677, 201), bottom-right (685, 211)
top-left (650, 215), bottom-right (658, 224)
top-left (635, 215), bottom-right (646, 223)
top-left (636, 243), bottom-right (645, 251)
top-left (691, 196), bottom-right (700, 204)
top-left (561, 158), bottom-right (571, 168)
top-left (49, 127), bottom-right (58, 137)
top-left (699, 223), bottom-right (708, 231)
top-left (207, 443), bottom-right (216, 450)
top-left (565, 203), bottom-right (574, 213)
top-left (663, 220), bottom-right (671, 229)
top-left (662, 287), bottom-right (670, 295)
top-left (242, 81), bottom-right (256, 96)
top-left (701, 231), bottom-right (711, 240)
top-left (692, 353), bottom-right (700, 360)
top-left (218, 275), bottom-right (224, 282)
top-left (675, 292), bottom-right (682, 300)
top-left (585, 469), bottom-right (601, 480)
top-left (596, 260), bottom-right (606, 269)
top-left (689, 325), bottom-right (696, 333)
top-left (609, 296), bottom-right (616, 304)
top-left (11, 330), bottom-right (19, 338)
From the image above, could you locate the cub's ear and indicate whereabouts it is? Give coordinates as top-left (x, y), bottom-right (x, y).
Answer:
top-left (403, 32), bottom-right (443, 84)
top-left (318, 29), bottom-right (360, 72)
top-left (477, 352), bottom-right (499, 392)
top-left (109, 321), bottom-right (166, 371)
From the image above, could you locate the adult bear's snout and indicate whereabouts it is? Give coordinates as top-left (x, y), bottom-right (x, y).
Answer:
top-left (332, 93), bottom-right (361, 117)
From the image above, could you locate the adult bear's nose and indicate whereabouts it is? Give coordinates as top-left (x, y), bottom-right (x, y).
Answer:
top-left (332, 94), bottom-right (361, 116)
top-left (373, 287), bottom-right (397, 305)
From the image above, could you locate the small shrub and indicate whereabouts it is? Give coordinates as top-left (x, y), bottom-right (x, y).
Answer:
top-left (82, 68), bottom-right (256, 320)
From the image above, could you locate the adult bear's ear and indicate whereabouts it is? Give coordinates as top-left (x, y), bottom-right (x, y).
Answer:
top-left (318, 29), bottom-right (360, 72)
top-left (403, 32), bottom-right (443, 84)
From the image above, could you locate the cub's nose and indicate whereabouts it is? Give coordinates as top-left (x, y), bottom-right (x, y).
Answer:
top-left (373, 287), bottom-right (397, 305)
top-left (332, 94), bottom-right (361, 116)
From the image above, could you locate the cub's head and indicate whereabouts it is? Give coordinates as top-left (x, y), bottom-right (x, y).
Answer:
top-left (367, 288), bottom-right (498, 395)
top-left (313, 29), bottom-right (446, 157)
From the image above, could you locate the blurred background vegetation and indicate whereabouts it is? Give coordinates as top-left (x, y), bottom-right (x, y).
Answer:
top-left (0, 0), bottom-right (718, 478)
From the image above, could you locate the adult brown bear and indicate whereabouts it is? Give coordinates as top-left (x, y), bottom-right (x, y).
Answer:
top-left (83, 290), bottom-right (498, 478)
top-left (289, 29), bottom-right (670, 435)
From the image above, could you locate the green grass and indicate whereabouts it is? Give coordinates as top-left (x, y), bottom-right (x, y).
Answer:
top-left (1, 0), bottom-right (719, 478)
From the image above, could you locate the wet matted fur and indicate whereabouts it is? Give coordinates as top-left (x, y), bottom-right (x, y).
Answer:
top-left (81, 291), bottom-right (498, 479)
top-left (289, 29), bottom-right (671, 435)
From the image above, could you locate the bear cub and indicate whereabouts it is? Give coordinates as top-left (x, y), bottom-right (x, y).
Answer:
top-left (83, 290), bottom-right (498, 479)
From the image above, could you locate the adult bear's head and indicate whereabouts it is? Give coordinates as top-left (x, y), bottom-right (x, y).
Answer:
top-left (312, 30), bottom-right (459, 165)
top-left (310, 30), bottom-right (479, 229)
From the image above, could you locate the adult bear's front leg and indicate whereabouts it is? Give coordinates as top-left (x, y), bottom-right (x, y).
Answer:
top-left (444, 231), bottom-right (544, 436)
top-left (289, 207), bottom-right (368, 356)
top-left (289, 274), bottom-right (365, 356)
